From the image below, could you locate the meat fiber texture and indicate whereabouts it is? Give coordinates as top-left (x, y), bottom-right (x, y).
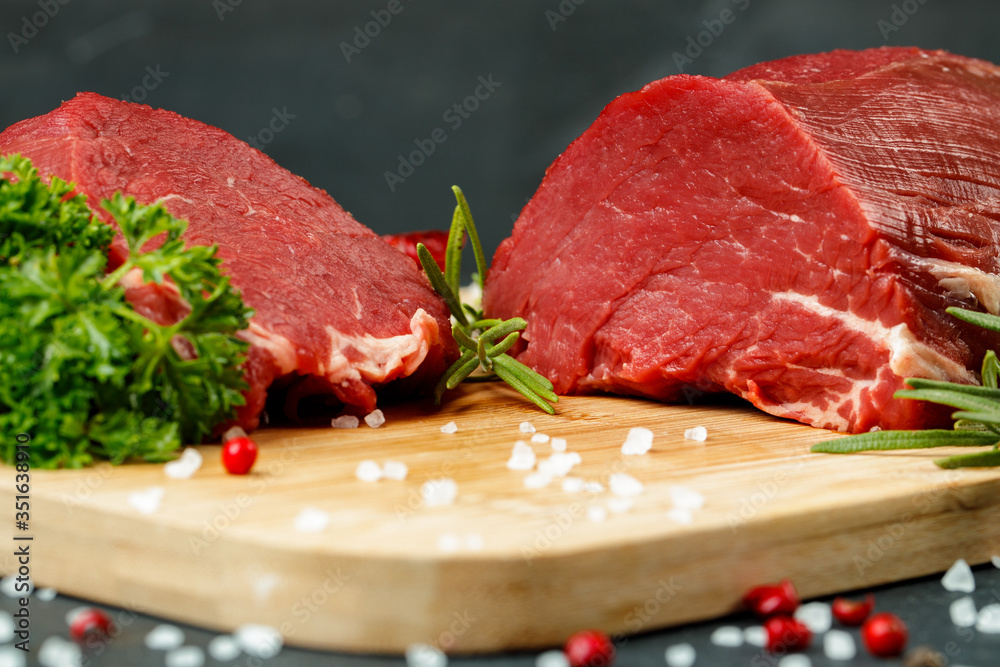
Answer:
top-left (0, 93), bottom-right (457, 432)
top-left (484, 47), bottom-right (1000, 433)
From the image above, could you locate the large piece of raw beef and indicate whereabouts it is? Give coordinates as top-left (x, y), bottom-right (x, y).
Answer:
top-left (0, 93), bottom-right (456, 431)
top-left (483, 47), bottom-right (1000, 433)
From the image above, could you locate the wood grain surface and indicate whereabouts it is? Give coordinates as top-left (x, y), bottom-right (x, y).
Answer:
top-left (3, 383), bottom-right (1000, 654)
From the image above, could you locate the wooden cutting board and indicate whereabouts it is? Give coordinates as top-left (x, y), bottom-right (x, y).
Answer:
top-left (4, 383), bottom-right (1000, 654)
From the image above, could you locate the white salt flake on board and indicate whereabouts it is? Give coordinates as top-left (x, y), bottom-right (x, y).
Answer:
top-left (561, 477), bottom-right (585, 493)
top-left (530, 433), bottom-right (550, 444)
top-left (294, 507), bottom-right (330, 533)
top-left (535, 649), bottom-right (570, 667)
top-left (164, 447), bottom-right (203, 479)
top-left (382, 460), bottom-right (409, 480)
top-left (0, 612), bottom-right (13, 643)
top-left (145, 624), bottom-right (185, 650)
top-left (0, 576), bottom-right (31, 598)
top-left (422, 478), bottom-right (458, 507)
top-left (405, 642), bottom-right (447, 667)
top-left (743, 626), bottom-right (766, 647)
top-left (537, 452), bottom-right (582, 477)
top-left (128, 486), bottom-right (165, 515)
top-left (165, 645), bottom-right (205, 667)
top-left (942, 558), bottom-right (975, 592)
top-left (207, 635), bottom-right (241, 661)
top-left (823, 629), bottom-right (856, 660)
top-left (669, 485), bottom-right (705, 510)
top-left (586, 505), bottom-right (608, 522)
top-left (975, 603), bottom-right (1000, 633)
top-left (778, 655), bottom-right (811, 667)
top-left (709, 625), bottom-right (743, 647)
top-left (507, 441), bottom-right (536, 471)
top-left (950, 596), bottom-right (978, 627)
top-left (331, 415), bottom-right (360, 428)
top-left (234, 623), bottom-right (283, 659)
top-left (664, 642), bottom-right (696, 667)
top-left (355, 460), bottom-right (383, 482)
top-left (666, 508), bottom-right (693, 525)
top-left (364, 409), bottom-right (386, 428)
top-left (519, 421), bottom-right (536, 434)
top-left (437, 533), bottom-right (461, 553)
top-left (683, 426), bottom-right (708, 442)
top-left (524, 472), bottom-right (553, 489)
top-left (440, 421), bottom-right (458, 434)
top-left (621, 427), bottom-right (654, 455)
top-left (38, 636), bottom-right (81, 667)
top-left (0, 644), bottom-right (25, 667)
top-left (607, 497), bottom-right (633, 514)
top-left (609, 473), bottom-right (644, 497)
top-left (35, 587), bottom-right (57, 601)
top-left (583, 481), bottom-right (604, 494)
top-left (795, 601), bottom-right (832, 634)
top-left (550, 437), bottom-right (568, 452)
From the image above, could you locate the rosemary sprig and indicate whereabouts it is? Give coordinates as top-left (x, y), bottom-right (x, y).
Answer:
top-left (811, 306), bottom-right (1000, 468)
top-left (417, 186), bottom-right (558, 414)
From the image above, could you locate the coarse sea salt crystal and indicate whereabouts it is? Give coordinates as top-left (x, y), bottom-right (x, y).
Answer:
top-left (992, 554), bottom-right (1000, 569)
top-left (524, 472), bottom-right (553, 489)
top-left (331, 415), bottom-right (360, 428)
top-left (621, 427), bottom-right (654, 455)
top-left (950, 596), bottom-right (977, 627)
top-left (795, 601), bottom-right (832, 634)
top-left (709, 625), bottom-right (743, 647)
top-left (364, 409), bottom-right (386, 428)
top-left (550, 437), bottom-right (568, 452)
top-left (0, 576), bottom-right (30, 598)
top-left (437, 533), bottom-right (461, 553)
top-left (778, 655), bottom-right (811, 667)
top-left (537, 452), bottom-right (582, 477)
top-left (823, 629), bottom-right (856, 660)
top-left (0, 644), bottom-right (25, 667)
top-left (165, 646), bottom-right (205, 667)
top-left (561, 477), bottom-right (585, 493)
top-left (684, 426), bottom-right (708, 442)
top-left (587, 505), bottom-right (608, 522)
top-left (531, 433), bottom-right (550, 444)
top-left (583, 481), bottom-right (604, 494)
top-left (519, 421), bottom-right (536, 434)
top-left (164, 447), bottom-right (203, 479)
top-left (35, 587), bottom-right (57, 601)
top-left (234, 624), bottom-right (283, 659)
top-left (507, 441), bottom-right (536, 471)
top-left (743, 625), bottom-right (766, 647)
top-left (667, 507), bottom-right (693, 525)
top-left (355, 460), bottom-right (383, 482)
top-left (664, 642), bottom-right (696, 667)
top-left (38, 636), bottom-right (81, 667)
top-left (207, 635), bottom-right (241, 661)
top-left (382, 460), bottom-right (408, 480)
top-left (293, 506), bottom-right (330, 533)
top-left (536, 649), bottom-right (570, 667)
top-left (0, 612), bottom-right (13, 643)
top-left (405, 642), bottom-right (447, 667)
top-left (440, 421), bottom-right (458, 434)
top-left (422, 478), bottom-right (458, 507)
top-left (669, 485), bottom-right (705, 510)
top-left (607, 497), bottom-right (633, 514)
top-left (942, 558), bottom-right (975, 593)
top-left (129, 486), bottom-right (165, 515)
top-left (609, 473), bottom-right (644, 497)
top-left (975, 603), bottom-right (1000, 633)
top-left (145, 624), bottom-right (185, 650)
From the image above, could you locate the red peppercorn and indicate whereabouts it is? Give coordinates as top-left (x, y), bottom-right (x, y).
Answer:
top-left (862, 612), bottom-right (908, 657)
top-left (832, 593), bottom-right (875, 626)
top-left (222, 436), bottom-right (258, 475)
top-left (564, 629), bottom-right (615, 667)
top-left (764, 615), bottom-right (812, 653)
top-left (743, 579), bottom-right (800, 618)
top-left (69, 607), bottom-right (114, 642)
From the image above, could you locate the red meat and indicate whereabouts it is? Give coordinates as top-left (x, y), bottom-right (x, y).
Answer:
top-left (484, 47), bottom-right (1000, 432)
top-left (0, 93), bottom-right (456, 432)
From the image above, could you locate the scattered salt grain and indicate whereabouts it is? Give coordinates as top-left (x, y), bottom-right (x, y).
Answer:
top-left (234, 623), bottom-right (283, 659)
top-left (777, 656), bottom-right (811, 667)
top-left (823, 629), bottom-right (856, 660)
top-left (35, 587), bottom-right (57, 601)
top-left (355, 460), bottom-right (383, 482)
top-left (128, 486), bottom-right (165, 515)
top-left (975, 603), bottom-right (1000, 633)
top-left (607, 497), bottom-right (634, 514)
top-left (164, 447), bottom-right (203, 480)
top-left (669, 485), bottom-right (705, 511)
top-left (795, 601), bottom-right (832, 634)
top-left (507, 441), bottom-right (536, 471)
top-left (165, 646), bottom-right (205, 667)
top-left (621, 427), bottom-right (654, 455)
top-left (437, 533), bottom-right (461, 553)
top-left (664, 642), bottom-right (696, 667)
top-left (440, 421), bottom-right (458, 434)
top-left (38, 636), bottom-right (81, 667)
top-left (421, 478), bottom-right (458, 507)
top-left (0, 576), bottom-right (30, 598)
top-left (683, 426), bottom-right (708, 442)
top-left (207, 635), bottom-right (241, 661)
top-left (536, 649), bottom-right (570, 667)
top-left (587, 505), bottom-right (608, 522)
top-left (950, 596), bottom-right (978, 627)
top-left (667, 507), bottom-right (694, 525)
top-left (0, 645), bottom-right (25, 667)
top-left (382, 460), bottom-right (409, 481)
top-left (550, 437), bottom-right (568, 452)
top-left (0, 612), bottom-right (13, 642)
top-left (519, 421), bottom-right (536, 434)
top-left (609, 473), bottom-right (644, 497)
top-left (583, 481), bottom-right (605, 494)
top-left (364, 409), bottom-right (386, 428)
top-left (524, 472), bottom-right (553, 489)
top-left (710, 625), bottom-right (744, 647)
top-left (993, 554), bottom-right (1000, 569)
top-left (942, 558), bottom-right (975, 593)
top-left (537, 452), bottom-right (582, 477)
top-left (331, 415), bottom-right (360, 428)
top-left (145, 624), bottom-right (185, 650)
top-left (531, 433), bottom-right (550, 444)
top-left (561, 477), bottom-right (585, 493)
top-left (293, 506), bottom-right (330, 533)
top-left (405, 642), bottom-right (447, 667)
top-left (743, 625), bottom-right (766, 647)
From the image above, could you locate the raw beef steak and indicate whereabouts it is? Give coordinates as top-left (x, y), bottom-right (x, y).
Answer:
top-left (0, 93), bottom-right (456, 432)
top-left (483, 47), bottom-right (1000, 433)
